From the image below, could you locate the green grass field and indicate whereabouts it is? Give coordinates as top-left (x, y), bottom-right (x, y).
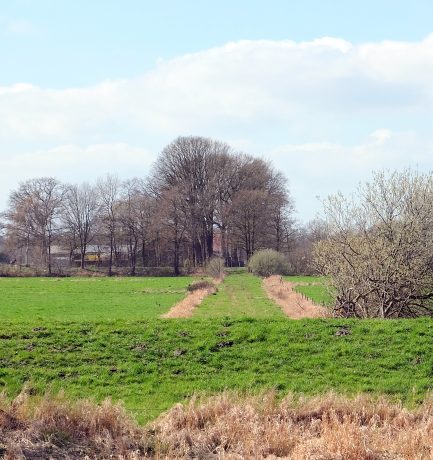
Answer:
top-left (0, 276), bottom-right (194, 321)
top-left (1, 273), bottom-right (432, 424)
top-left (1, 318), bottom-right (432, 422)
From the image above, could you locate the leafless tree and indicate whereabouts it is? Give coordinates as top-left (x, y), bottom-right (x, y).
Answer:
top-left (152, 136), bottom-right (231, 265)
top-left (62, 182), bottom-right (100, 269)
top-left (97, 175), bottom-right (121, 276)
top-left (314, 170), bottom-right (433, 318)
top-left (3, 178), bottom-right (64, 274)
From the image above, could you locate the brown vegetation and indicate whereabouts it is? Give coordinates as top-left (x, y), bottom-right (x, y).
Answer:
top-left (263, 275), bottom-right (328, 319)
top-left (0, 389), bottom-right (147, 459)
top-left (315, 170), bottom-right (433, 318)
top-left (1, 136), bottom-right (295, 276)
top-left (154, 392), bottom-right (433, 459)
top-left (161, 277), bottom-right (223, 318)
top-left (2, 390), bottom-right (433, 459)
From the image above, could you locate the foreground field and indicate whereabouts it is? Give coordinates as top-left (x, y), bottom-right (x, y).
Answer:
top-left (1, 318), bottom-right (432, 422)
top-left (0, 276), bottom-right (194, 321)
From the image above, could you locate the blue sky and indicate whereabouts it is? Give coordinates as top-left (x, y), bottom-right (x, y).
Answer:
top-left (1, 1), bottom-right (433, 221)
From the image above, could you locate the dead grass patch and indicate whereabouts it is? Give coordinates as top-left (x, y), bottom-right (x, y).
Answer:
top-left (153, 392), bottom-right (433, 459)
top-left (162, 277), bottom-right (224, 318)
top-left (2, 390), bottom-right (433, 459)
top-left (0, 388), bottom-right (148, 459)
top-left (263, 275), bottom-right (328, 319)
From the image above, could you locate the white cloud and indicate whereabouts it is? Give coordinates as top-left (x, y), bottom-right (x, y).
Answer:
top-left (268, 130), bottom-right (433, 221)
top-left (0, 143), bottom-right (155, 209)
top-left (1, 35), bottom-right (432, 146)
top-left (1, 35), bottom-right (433, 220)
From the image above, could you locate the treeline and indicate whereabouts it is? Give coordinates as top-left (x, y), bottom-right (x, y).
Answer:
top-left (0, 136), bottom-right (295, 275)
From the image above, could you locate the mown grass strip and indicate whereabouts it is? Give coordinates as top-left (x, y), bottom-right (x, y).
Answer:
top-left (194, 273), bottom-right (285, 318)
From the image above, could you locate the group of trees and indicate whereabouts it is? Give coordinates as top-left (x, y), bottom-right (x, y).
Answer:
top-left (0, 136), bottom-right (295, 275)
top-left (3, 134), bottom-right (430, 319)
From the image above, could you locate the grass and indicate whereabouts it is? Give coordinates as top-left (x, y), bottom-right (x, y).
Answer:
top-left (1, 272), bottom-right (432, 426)
top-left (1, 318), bottom-right (433, 423)
top-left (0, 276), bottom-right (195, 321)
top-left (285, 275), bottom-right (335, 306)
top-left (194, 273), bottom-right (285, 318)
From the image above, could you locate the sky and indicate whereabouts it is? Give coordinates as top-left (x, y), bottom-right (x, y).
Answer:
top-left (1, 0), bottom-right (433, 222)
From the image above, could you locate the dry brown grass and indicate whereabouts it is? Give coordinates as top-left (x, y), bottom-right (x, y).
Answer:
top-left (2, 389), bottom-right (433, 459)
top-left (263, 275), bottom-right (329, 319)
top-left (162, 277), bottom-right (224, 318)
top-left (0, 388), bottom-right (148, 459)
top-left (153, 392), bottom-right (433, 459)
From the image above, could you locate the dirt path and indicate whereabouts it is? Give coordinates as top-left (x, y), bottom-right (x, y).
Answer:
top-left (161, 277), bottom-right (223, 318)
top-left (263, 275), bottom-right (328, 319)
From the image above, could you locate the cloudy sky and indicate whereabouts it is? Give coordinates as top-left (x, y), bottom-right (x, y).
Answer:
top-left (1, 0), bottom-right (433, 222)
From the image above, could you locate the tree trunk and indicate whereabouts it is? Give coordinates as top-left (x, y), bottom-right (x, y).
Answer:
top-left (108, 234), bottom-right (114, 276)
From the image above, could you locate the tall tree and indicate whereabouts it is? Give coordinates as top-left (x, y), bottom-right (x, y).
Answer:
top-left (62, 182), bottom-right (100, 269)
top-left (4, 178), bottom-right (64, 274)
top-left (97, 175), bottom-right (120, 276)
top-left (152, 136), bottom-right (230, 265)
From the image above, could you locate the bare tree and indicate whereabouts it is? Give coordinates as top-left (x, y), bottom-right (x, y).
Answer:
top-left (314, 170), bottom-right (433, 318)
top-left (62, 183), bottom-right (100, 269)
top-left (118, 179), bottom-right (153, 275)
top-left (97, 175), bottom-right (120, 276)
top-left (4, 178), bottom-right (64, 274)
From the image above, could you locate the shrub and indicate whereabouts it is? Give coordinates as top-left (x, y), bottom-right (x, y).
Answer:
top-left (187, 280), bottom-right (214, 292)
top-left (248, 249), bottom-right (289, 277)
top-left (205, 257), bottom-right (226, 278)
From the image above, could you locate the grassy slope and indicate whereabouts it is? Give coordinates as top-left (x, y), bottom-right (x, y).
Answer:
top-left (194, 273), bottom-right (285, 318)
top-left (1, 318), bottom-right (433, 422)
top-left (0, 276), bottom-right (194, 321)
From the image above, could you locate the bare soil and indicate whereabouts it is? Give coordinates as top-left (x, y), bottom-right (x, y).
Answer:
top-left (263, 275), bottom-right (328, 319)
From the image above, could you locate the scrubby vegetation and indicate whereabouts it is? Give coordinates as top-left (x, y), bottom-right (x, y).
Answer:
top-left (315, 170), bottom-right (433, 318)
top-left (0, 389), bottom-right (147, 459)
top-left (154, 392), bottom-right (433, 459)
top-left (247, 249), bottom-right (290, 277)
top-left (205, 257), bottom-right (226, 279)
top-left (2, 390), bottom-right (433, 459)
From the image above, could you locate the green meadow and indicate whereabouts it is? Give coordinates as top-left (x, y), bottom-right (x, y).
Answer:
top-left (1, 273), bottom-right (432, 423)
top-left (0, 276), bottom-right (194, 321)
